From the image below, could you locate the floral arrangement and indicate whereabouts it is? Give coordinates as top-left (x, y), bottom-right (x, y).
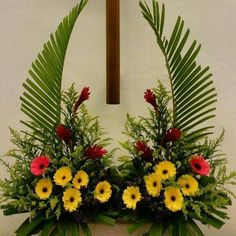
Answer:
top-left (0, 0), bottom-right (235, 236)
top-left (118, 82), bottom-right (235, 235)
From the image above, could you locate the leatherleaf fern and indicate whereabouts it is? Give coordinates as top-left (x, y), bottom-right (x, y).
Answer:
top-left (140, 0), bottom-right (217, 141)
top-left (20, 0), bottom-right (88, 142)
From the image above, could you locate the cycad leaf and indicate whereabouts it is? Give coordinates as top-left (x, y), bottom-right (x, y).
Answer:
top-left (20, 0), bottom-right (88, 139)
top-left (140, 0), bottom-right (217, 137)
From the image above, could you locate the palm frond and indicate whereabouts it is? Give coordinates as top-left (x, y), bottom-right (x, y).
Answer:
top-left (140, 0), bottom-right (217, 138)
top-left (20, 0), bottom-right (88, 140)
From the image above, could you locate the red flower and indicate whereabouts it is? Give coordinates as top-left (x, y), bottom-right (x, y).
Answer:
top-left (85, 145), bottom-right (107, 160)
top-left (163, 128), bottom-right (181, 143)
top-left (135, 141), bottom-right (153, 162)
top-left (144, 89), bottom-right (158, 112)
top-left (190, 155), bottom-right (210, 176)
top-left (30, 156), bottom-right (50, 176)
top-left (73, 87), bottom-right (90, 113)
top-left (56, 124), bottom-right (72, 144)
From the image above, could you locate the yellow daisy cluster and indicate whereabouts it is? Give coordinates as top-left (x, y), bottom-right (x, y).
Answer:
top-left (62, 188), bottom-right (82, 212)
top-left (94, 181), bottom-right (112, 203)
top-left (154, 161), bottom-right (176, 180)
top-left (122, 186), bottom-right (141, 210)
top-left (122, 161), bottom-right (199, 213)
top-left (35, 166), bottom-right (112, 212)
top-left (35, 178), bottom-right (52, 200)
top-left (164, 187), bottom-right (183, 212)
top-left (178, 174), bottom-right (199, 196)
top-left (144, 173), bottom-right (162, 197)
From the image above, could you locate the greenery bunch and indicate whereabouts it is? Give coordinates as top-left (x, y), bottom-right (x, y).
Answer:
top-left (0, 84), bottom-right (120, 236)
top-left (118, 82), bottom-right (236, 235)
top-left (0, 0), bottom-right (235, 236)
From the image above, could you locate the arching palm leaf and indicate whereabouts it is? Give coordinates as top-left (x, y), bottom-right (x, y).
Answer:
top-left (20, 0), bottom-right (88, 141)
top-left (140, 0), bottom-right (217, 140)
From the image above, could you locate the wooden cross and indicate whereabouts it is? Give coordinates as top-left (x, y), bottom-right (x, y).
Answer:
top-left (106, 0), bottom-right (120, 104)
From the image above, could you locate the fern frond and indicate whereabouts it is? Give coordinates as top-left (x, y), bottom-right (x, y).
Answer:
top-left (20, 0), bottom-right (88, 140)
top-left (140, 0), bottom-right (217, 137)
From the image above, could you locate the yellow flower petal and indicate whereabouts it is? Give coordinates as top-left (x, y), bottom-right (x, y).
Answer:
top-left (154, 161), bottom-right (176, 180)
top-left (178, 175), bottom-right (199, 196)
top-left (94, 181), bottom-right (112, 203)
top-left (144, 173), bottom-right (162, 197)
top-left (62, 188), bottom-right (82, 212)
top-left (35, 178), bottom-right (52, 200)
top-left (73, 170), bottom-right (89, 189)
top-left (122, 186), bottom-right (141, 210)
top-left (53, 166), bottom-right (72, 187)
top-left (164, 187), bottom-right (183, 212)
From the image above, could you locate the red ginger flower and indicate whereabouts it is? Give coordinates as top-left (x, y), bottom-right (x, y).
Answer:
top-left (73, 87), bottom-right (90, 113)
top-left (85, 145), bottom-right (107, 160)
top-left (56, 124), bottom-right (72, 144)
top-left (190, 155), bottom-right (210, 176)
top-left (135, 141), bottom-right (153, 162)
top-left (30, 156), bottom-right (50, 176)
top-left (144, 89), bottom-right (158, 113)
top-left (164, 128), bottom-right (181, 142)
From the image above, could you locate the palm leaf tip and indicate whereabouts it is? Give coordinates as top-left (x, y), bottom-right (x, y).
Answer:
top-left (140, 0), bottom-right (217, 137)
top-left (20, 0), bottom-right (89, 140)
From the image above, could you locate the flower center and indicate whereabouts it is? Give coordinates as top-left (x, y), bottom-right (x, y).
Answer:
top-left (162, 169), bottom-right (168, 174)
top-left (100, 189), bottom-right (104, 194)
top-left (70, 197), bottom-right (75, 202)
top-left (185, 184), bottom-right (190, 189)
top-left (153, 181), bottom-right (157, 187)
top-left (194, 163), bottom-right (201, 170)
top-left (42, 187), bottom-right (48, 193)
top-left (171, 196), bottom-right (176, 201)
top-left (78, 178), bottom-right (82, 183)
top-left (62, 176), bottom-right (66, 180)
top-left (39, 164), bottom-right (45, 170)
top-left (131, 194), bottom-right (136, 200)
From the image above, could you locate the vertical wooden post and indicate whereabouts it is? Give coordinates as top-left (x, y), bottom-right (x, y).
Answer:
top-left (106, 0), bottom-right (120, 104)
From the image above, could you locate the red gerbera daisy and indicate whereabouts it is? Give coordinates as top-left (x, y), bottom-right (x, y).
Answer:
top-left (85, 145), bottom-right (107, 160)
top-left (144, 89), bottom-right (159, 113)
top-left (190, 155), bottom-right (210, 176)
top-left (73, 87), bottom-right (90, 113)
top-left (30, 156), bottom-right (50, 176)
top-left (135, 141), bottom-right (153, 162)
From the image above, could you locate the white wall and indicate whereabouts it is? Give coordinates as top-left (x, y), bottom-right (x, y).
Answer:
top-left (0, 0), bottom-right (236, 235)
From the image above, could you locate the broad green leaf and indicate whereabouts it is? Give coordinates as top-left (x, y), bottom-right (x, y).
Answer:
top-left (128, 219), bottom-right (150, 234)
top-left (20, 0), bottom-right (89, 139)
top-left (81, 224), bottom-right (92, 236)
top-left (40, 220), bottom-right (56, 236)
top-left (15, 214), bottom-right (45, 236)
top-left (140, 0), bottom-right (217, 137)
top-left (149, 223), bottom-right (163, 236)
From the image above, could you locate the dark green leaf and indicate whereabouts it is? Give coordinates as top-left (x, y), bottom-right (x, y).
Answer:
top-left (15, 214), bottom-right (45, 236)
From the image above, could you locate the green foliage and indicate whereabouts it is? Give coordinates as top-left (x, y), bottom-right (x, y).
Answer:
top-left (0, 85), bottom-right (118, 235)
top-left (139, 0), bottom-right (217, 138)
top-left (119, 80), bottom-right (235, 235)
top-left (20, 0), bottom-right (88, 142)
top-left (0, 0), bottom-right (235, 236)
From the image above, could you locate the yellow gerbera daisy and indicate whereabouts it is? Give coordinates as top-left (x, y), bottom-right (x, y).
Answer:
top-left (122, 186), bottom-right (141, 210)
top-left (164, 187), bottom-right (183, 212)
top-left (35, 178), bottom-right (52, 200)
top-left (178, 174), bottom-right (199, 196)
top-left (144, 173), bottom-right (162, 197)
top-left (73, 170), bottom-right (89, 189)
top-left (62, 188), bottom-right (82, 212)
top-left (154, 161), bottom-right (176, 180)
top-left (53, 166), bottom-right (72, 187)
top-left (94, 181), bottom-right (112, 203)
